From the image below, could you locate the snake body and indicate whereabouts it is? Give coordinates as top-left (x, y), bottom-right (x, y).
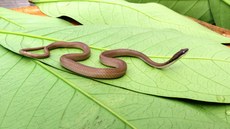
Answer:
top-left (19, 41), bottom-right (188, 79)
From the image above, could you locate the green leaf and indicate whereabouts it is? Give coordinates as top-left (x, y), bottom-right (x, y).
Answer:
top-left (33, 0), bottom-right (228, 40)
top-left (1, 4), bottom-right (230, 129)
top-left (1, 25), bottom-right (230, 103)
top-left (209, 0), bottom-right (230, 29)
top-left (0, 7), bottom-right (72, 30)
top-left (122, 0), bottom-right (230, 29)
top-left (223, 0), bottom-right (230, 5)
top-left (1, 45), bottom-right (230, 129)
top-left (124, 0), bottom-right (214, 23)
top-left (0, 45), bottom-right (135, 129)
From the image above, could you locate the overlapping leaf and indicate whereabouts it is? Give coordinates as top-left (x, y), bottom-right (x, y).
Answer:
top-left (127, 0), bottom-right (230, 29)
top-left (0, 45), bottom-right (135, 129)
top-left (0, 8), bottom-right (72, 30)
top-left (223, 0), bottom-right (230, 5)
top-left (209, 0), bottom-right (230, 29)
top-left (32, 0), bottom-right (230, 41)
top-left (124, 0), bottom-right (214, 23)
top-left (1, 45), bottom-right (230, 129)
top-left (1, 7), bottom-right (230, 103)
top-left (1, 6), bottom-right (230, 129)
top-left (32, 0), bottom-right (230, 29)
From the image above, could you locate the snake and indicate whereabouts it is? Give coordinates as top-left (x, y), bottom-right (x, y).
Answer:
top-left (19, 41), bottom-right (189, 79)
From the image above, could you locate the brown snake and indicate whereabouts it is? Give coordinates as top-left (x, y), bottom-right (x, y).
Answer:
top-left (19, 41), bottom-right (189, 79)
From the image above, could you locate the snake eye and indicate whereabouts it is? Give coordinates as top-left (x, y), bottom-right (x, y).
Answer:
top-left (181, 48), bottom-right (189, 54)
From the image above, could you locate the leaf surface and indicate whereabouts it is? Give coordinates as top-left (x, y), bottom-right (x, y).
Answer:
top-left (124, 0), bottom-right (214, 23)
top-left (1, 6), bottom-right (230, 103)
top-left (223, 0), bottom-right (230, 5)
top-left (1, 5), bottom-right (230, 129)
top-left (209, 0), bottom-right (230, 29)
top-left (0, 7), bottom-right (72, 31)
top-left (1, 25), bottom-right (230, 103)
top-left (0, 45), bottom-right (134, 129)
top-left (32, 0), bottom-right (229, 41)
top-left (1, 45), bottom-right (230, 128)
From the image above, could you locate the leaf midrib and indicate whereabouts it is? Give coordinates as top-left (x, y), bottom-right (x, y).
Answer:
top-left (36, 60), bottom-right (137, 129)
top-left (1, 29), bottom-right (229, 64)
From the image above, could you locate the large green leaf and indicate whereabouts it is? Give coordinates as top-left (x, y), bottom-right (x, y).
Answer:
top-left (1, 8), bottom-right (230, 104)
top-left (32, 0), bottom-right (229, 41)
top-left (1, 6), bottom-right (230, 129)
top-left (0, 45), bottom-right (134, 129)
top-left (1, 24), bottom-right (230, 103)
top-left (1, 45), bottom-right (230, 129)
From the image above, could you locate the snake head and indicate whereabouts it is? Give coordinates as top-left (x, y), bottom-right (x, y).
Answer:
top-left (163, 48), bottom-right (189, 68)
top-left (180, 48), bottom-right (189, 55)
top-left (171, 48), bottom-right (189, 60)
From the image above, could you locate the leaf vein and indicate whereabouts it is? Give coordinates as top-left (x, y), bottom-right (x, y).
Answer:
top-left (0, 61), bottom-right (36, 127)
